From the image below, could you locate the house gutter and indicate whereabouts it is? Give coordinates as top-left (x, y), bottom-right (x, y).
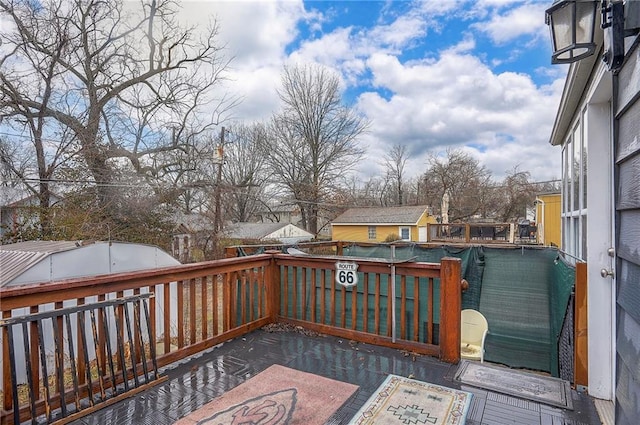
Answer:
top-left (548, 31), bottom-right (603, 146)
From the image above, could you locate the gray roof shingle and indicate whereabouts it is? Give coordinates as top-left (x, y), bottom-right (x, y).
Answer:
top-left (332, 205), bottom-right (429, 225)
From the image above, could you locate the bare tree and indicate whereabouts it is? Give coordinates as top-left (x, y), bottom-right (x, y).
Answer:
top-left (420, 149), bottom-right (492, 221)
top-left (222, 122), bottom-right (270, 222)
top-left (267, 64), bottom-right (367, 235)
top-left (494, 166), bottom-right (537, 222)
top-left (383, 144), bottom-right (409, 206)
top-left (0, 0), bottom-right (234, 238)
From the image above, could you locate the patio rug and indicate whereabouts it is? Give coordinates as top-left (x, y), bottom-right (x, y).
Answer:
top-left (348, 374), bottom-right (472, 425)
top-left (455, 360), bottom-right (573, 410)
top-left (173, 364), bottom-right (358, 424)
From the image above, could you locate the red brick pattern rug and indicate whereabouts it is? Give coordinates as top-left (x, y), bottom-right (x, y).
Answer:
top-left (348, 374), bottom-right (472, 425)
top-left (174, 364), bottom-right (358, 424)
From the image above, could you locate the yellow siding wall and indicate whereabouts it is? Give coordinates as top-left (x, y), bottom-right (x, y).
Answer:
top-left (331, 212), bottom-right (437, 242)
top-left (536, 193), bottom-right (561, 247)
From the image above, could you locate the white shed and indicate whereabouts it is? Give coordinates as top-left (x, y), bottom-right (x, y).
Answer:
top-left (0, 240), bottom-right (180, 287)
top-left (0, 241), bottom-right (181, 385)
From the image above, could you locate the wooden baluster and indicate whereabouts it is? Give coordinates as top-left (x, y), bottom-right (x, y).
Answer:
top-left (310, 268), bottom-right (317, 323)
top-left (292, 267), bottom-right (298, 320)
top-left (301, 267), bottom-right (307, 321)
top-left (351, 275), bottom-right (357, 331)
top-left (202, 276), bottom-right (209, 340)
top-left (330, 270), bottom-right (336, 327)
top-left (362, 273), bottom-right (369, 333)
top-left (413, 277), bottom-right (420, 342)
top-left (374, 274), bottom-right (381, 335)
top-left (176, 281), bottom-right (184, 349)
top-left (189, 278), bottom-right (196, 344)
top-left (400, 275), bottom-right (407, 339)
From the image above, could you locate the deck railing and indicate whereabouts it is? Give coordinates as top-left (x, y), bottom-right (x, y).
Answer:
top-left (0, 252), bottom-right (462, 425)
top-left (427, 223), bottom-right (516, 243)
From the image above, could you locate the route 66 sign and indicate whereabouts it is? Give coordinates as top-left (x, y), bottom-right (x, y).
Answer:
top-left (335, 262), bottom-right (358, 287)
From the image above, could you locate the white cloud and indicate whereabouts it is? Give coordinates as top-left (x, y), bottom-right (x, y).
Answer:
top-left (174, 1), bottom-right (565, 183)
top-left (180, 0), bottom-right (305, 68)
top-left (177, 1), bottom-right (309, 122)
top-left (356, 49), bottom-right (564, 181)
top-left (367, 15), bottom-right (428, 49)
top-left (475, 3), bottom-right (548, 44)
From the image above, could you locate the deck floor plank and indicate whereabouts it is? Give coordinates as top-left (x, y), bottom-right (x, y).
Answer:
top-left (68, 328), bottom-right (602, 425)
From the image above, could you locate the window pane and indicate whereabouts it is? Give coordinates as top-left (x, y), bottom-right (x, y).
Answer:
top-left (581, 215), bottom-right (587, 260)
top-left (573, 125), bottom-right (581, 211)
top-left (368, 226), bottom-right (376, 240)
top-left (400, 227), bottom-right (410, 240)
top-left (573, 218), bottom-right (579, 259)
top-left (562, 144), bottom-right (569, 214)
top-left (582, 119), bottom-right (587, 209)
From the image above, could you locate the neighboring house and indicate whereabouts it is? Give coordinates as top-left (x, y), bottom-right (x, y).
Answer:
top-left (253, 202), bottom-right (302, 226)
top-left (547, 3), bottom-right (639, 420)
top-left (252, 202), bottom-right (331, 238)
top-left (331, 205), bottom-right (435, 243)
top-left (535, 192), bottom-right (561, 247)
top-left (0, 187), bottom-right (61, 241)
top-left (0, 240), bottom-right (180, 287)
top-left (172, 213), bottom-right (216, 262)
top-left (224, 222), bottom-right (314, 244)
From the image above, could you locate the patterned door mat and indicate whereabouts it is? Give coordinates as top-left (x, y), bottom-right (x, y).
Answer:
top-left (174, 364), bottom-right (358, 424)
top-left (349, 374), bottom-right (472, 424)
top-left (455, 360), bottom-right (573, 410)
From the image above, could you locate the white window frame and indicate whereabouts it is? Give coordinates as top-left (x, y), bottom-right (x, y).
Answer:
top-left (368, 226), bottom-right (376, 240)
top-left (561, 113), bottom-right (588, 263)
top-left (398, 226), bottom-right (411, 241)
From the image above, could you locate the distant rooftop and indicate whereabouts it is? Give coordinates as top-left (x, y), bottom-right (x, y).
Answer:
top-left (224, 222), bottom-right (306, 240)
top-left (332, 205), bottom-right (430, 225)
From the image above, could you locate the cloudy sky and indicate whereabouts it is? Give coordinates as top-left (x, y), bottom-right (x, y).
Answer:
top-left (180, 0), bottom-right (568, 183)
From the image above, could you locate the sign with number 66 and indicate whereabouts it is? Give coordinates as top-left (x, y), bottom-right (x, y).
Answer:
top-left (335, 262), bottom-right (359, 287)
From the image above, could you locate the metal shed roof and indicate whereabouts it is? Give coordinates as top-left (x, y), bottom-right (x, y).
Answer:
top-left (0, 240), bottom-right (179, 287)
top-left (1, 241), bottom-right (83, 285)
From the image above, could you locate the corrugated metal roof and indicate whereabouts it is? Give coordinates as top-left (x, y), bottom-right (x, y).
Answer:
top-left (0, 241), bottom-right (88, 286)
top-left (332, 205), bottom-right (429, 225)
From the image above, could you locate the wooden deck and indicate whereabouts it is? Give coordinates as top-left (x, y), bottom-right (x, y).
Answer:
top-left (68, 327), bottom-right (602, 425)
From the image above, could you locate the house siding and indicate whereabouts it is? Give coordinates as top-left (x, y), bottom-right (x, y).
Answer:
top-left (536, 193), bottom-right (561, 247)
top-left (332, 224), bottom-right (413, 242)
top-left (331, 212), bottom-right (435, 243)
top-left (614, 39), bottom-right (640, 425)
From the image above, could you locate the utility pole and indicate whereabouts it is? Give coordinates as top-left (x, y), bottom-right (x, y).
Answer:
top-left (214, 127), bottom-right (225, 233)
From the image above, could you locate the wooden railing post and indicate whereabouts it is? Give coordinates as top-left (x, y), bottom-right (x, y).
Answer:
top-left (265, 251), bottom-right (281, 323)
top-left (2, 310), bottom-right (12, 412)
top-left (574, 262), bottom-right (588, 389)
top-left (225, 247), bottom-right (237, 258)
top-left (336, 241), bottom-right (343, 256)
top-left (439, 257), bottom-right (462, 363)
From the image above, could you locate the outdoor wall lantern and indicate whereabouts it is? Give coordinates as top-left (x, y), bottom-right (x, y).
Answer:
top-left (545, 0), bottom-right (640, 72)
top-left (545, 0), bottom-right (598, 64)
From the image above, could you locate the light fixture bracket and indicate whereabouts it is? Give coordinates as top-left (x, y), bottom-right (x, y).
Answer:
top-left (601, 0), bottom-right (625, 71)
